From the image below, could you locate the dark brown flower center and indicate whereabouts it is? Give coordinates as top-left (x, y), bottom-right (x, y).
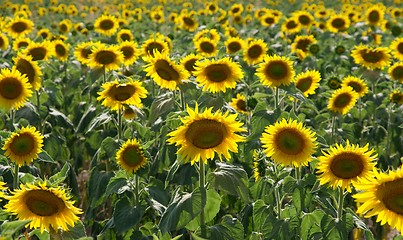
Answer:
top-left (296, 77), bottom-right (313, 92)
top-left (28, 47), bottom-right (47, 61)
top-left (0, 77), bottom-right (23, 100)
top-left (95, 50), bottom-right (117, 65)
top-left (25, 190), bottom-right (65, 216)
top-left (334, 93), bottom-right (352, 108)
top-left (185, 119), bottom-right (227, 149)
top-left (200, 41), bottom-right (215, 54)
top-left (275, 129), bottom-right (304, 155)
top-left (99, 19), bottom-right (114, 30)
top-left (155, 59), bottom-right (180, 81)
top-left (108, 84), bottom-right (136, 101)
top-left (205, 63), bottom-right (231, 82)
top-left (15, 59), bottom-right (36, 85)
top-left (121, 46), bottom-right (135, 59)
top-left (11, 21), bottom-right (28, 33)
top-left (330, 153), bottom-right (364, 179)
top-left (9, 133), bottom-right (35, 156)
top-left (265, 61), bottom-right (288, 80)
top-left (121, 145), bottom-right (144, 167)
top-left (248, 44), bottom-right (263, 59)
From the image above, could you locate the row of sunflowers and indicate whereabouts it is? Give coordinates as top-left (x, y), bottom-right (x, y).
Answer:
top-left (0, 0), bottom-right (402, 239)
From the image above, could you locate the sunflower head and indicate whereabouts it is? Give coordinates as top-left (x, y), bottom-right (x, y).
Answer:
top-left (53, 40), bottom-right (69, 62)
top-left (351, 45), bottom-right (391, 70)
top-left (327, 14), bottom-right (350, 33)
top-left (341, 76), bottom-right (368, 97)
top-left (366, 6), bottom-right (384, 26)
top-left (194, 37), bottom-right (218, 57)
top-left (0, 68), bottom-right (33, 111)
top-left (225, 37), bottom-right (245, 54)
top-left (260, 118), bottom-right (317, 167)
top-left (87, 44), bottom-right (124, 71)
top-left (4, 181), bottom-right (82, 233)
top-left (167, 104), bottom-right (246, 164)
top-left (117, 29), bottom-right (133, 43)
top-left (291, 35), bottom-right (317, 58)
top-left (389, 90), bottom-right (403, 105)
top-left (23, 41), bottom-right (54, 61)
top-left (142, 38), bottom-right (169, 57)
top-left (327, 76), bottom-right (342, 90)
top-left (295, 70), bottom-right (321, 97)
top-left (390, 37), bottom-right (403, 60)
top-left (7, 16), bottom-right (34, 39)
top-left (12, 54), bottom-right (42, 91)
top-left (119, 41), bottom-right (140, 66)
top-left (94, 14), bottom-right (119, 36)
top-left (116, 139), bottom-right (147, 173)
top-left (317, 140), bottom-right (377, 192)
top-left (328, 86), bottom-right (359, 115)
top-left (0, 33), bottom-right (10, 50)
top-left (229, 94), bottom-right (248, 114)
top-left (2, 126), bottom-right (44, 166)
top-left (256, 54), bottom-right (295, 88)
top-left (180, 53), bottom-right (202, 75)
top-left (243, 39), bottom-right (267, 65)
top-left (388, 62), bottom-right (403, 83)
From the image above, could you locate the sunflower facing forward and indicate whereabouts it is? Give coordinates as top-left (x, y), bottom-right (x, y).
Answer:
top-left (328, 86), bottom-right (359, 115)
top-left (341, 76), bottom-right (369, 97)
top-left (351, 45), bottom-right (391, 70)
top-left (22, 41), bottom-right (54, 61)
top-left (12, 54), bottom-right (42, 91)
top-left (316, 140), bottom-right (377, 192)
top-left (260, 118), bottom-right (317, 167)
top-left (2, 126), bottom-right (44, 166)
top-left (353, 168), bottom-right (403, 233)
top-left (256, 55), bottom-right (295, 88)
top-left (87, 44), bottom-right (123, 71)
top-left (243, 39), bottom-right (267, 65)
top-left (4, 181), bottom-right (82, 233)
top-left (388, 62), bottom-right (403, 83)
top-left (7, 16), bottom-right (34, 39)
top-left (390, 37), bottom-right (403, 61)
top-left (94, 14), bottom-right (119, 36)
top-left (167, 104), bottom-right (246, 164)
top-left (144, 50), bottom-right (189, 90)
top-left (97, 78), bottom-right (148, 111)
top-left (229, 93), bottom-right (248, 114)
top-left (294, 69), bottom-right (321, 97)
top-left (193, 57), bottom-right (244, 93)
top-left (0, 68), bottom-right (33, 111)
top-left (116, 138), bottom-right (147, 173)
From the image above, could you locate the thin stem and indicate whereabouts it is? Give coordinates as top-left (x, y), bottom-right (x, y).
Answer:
top-left (135, 174), bottom-right (140, 206)
top-left (385, 104), bottom-right (392, 164)
top-left (103, 67), bottom-right (106, 83)
top-left (336, 187), bottom-right (344, 221)
top-left (13, 164), bottom-right (19, 190)
top-left (295, 166), bottom-right (301, 182)
top-left (274, 87), bottom-right (279, 110)
top-left (180, 89), bottom-right (186, 110)
top-left (36, 90), bottom-right (41, 131)
top-left (118, 107), bottom-right (122, 140)
top-left (330, 115), bottom-right (337, 145)
top-left (275, 184), bottom-right (282, 219)
top-left (199, 160), bottom-right (207, 238)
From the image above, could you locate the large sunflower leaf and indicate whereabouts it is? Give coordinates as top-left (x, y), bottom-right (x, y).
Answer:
top-left (209, 215), bottom-right (244, 240)
top-left (113, 197), bottom-right (146, 234)
top-left (0, 220), bottom-right (31, 238)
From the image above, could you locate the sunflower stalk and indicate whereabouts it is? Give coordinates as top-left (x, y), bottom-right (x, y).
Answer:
top-left (199, 160), bottom-right (207, 238)
top-left (35, 90), bottom-right (41, 132)
top-left (274, 87), bottom-right (280, 110)
top-left (330, 115), bottom-right (337, 145)
top-left (135, 174), bottom-right (140, 206)
top-left (13, 164), bottom-right (19, 190)
top-left (336, 187), bottom-right (344, 221)
top-left (117, 107), bottom-right (122, 140)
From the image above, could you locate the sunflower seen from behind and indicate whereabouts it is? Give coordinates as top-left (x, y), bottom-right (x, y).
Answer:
top-left (4, 181), bottom-right (82, 233)
top-left (0, 68), bottom-right (33, 111)
top-left (116, 138), bottom-right (147, 173)
top-left (97, 78), bottom-right (148, 111)
top-left (328, 86), bottom-right (359, 115)
top-left (94, 14), bottom-right (119, 36)
top-left (294, 69), bottom-right (321, 97)
top-left (193, 57), bottom-right (244, 93)
top-left (144, 50), bottom-right (189, 90)
top-left (2, 126), bottom-right (43, 166)
top-left (260, 118), bottom-right (317, 167)
top-left (316, 140), bottom-right (377, 192)
top-left (87, 43), bottom-right (123, 71)
top-left (341, 76), bottom-right (369, 98)
top-left (353, 168), bottom-right (403, 233)
top-left (12, 54), bottom-right (42, 91)
top-left (167, 104), bottom-right (246, 165)
top-left (256, 55), bottom-right (295, 88)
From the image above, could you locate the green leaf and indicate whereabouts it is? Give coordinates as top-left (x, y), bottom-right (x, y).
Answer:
top-left (113, 197), bottom-right (146, 234)
top-left (210, 215), bottom-right (244, 240)
top-left (88, 169), bottom-right (113, 208)
top-left (190, 232), bottom-right (208, 240)
top-left (0, 220), bottom-right (31, 237)
top-left (86, 112), bottom-right (112, 134)
top-left (283, 175), bottom-right (297, 193)
top-left (60, 221), bottom-right (87, 239)
top-left (37, 150), bottom-right (56, 163)
top-left (20, 173), bottom-right (36, 184)
top-left (101, 137), bottom-right (120, 159)
top-left (159, 188), bottom-right (202, 233)
top-left (49, 162), bottom-right (70, 185)
top-left (105, 176), bottom-right (127, 197)
top-left (75, 104), bottom-right (97, 133)
top-left (208, 162), bottom-right (250, 202)
top-left (148, 92), bottom-right (175, 126)
top-left (49, 107), bottom-right (74, 128)
top-left (300, 210), bottom-right (325, 240)
top-left (186, 189), bottom-right (222, 230)
top-left (29, 229), bottom-right (50, 240)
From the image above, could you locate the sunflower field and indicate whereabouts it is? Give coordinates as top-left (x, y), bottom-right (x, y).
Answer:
top-left (0, 0), bottom-right (402, 239)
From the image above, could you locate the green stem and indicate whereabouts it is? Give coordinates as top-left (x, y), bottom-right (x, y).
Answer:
top-left (330, 115), bottom-right (337, 145)
top-left (135, 174), bottom-right (140, 206)
top-left (274, 87), bottom-right (279, 110)
top-left (385, 104), bottom-right (392, 165)
top-left (336, 187), bottom-right (344, 221)
top-left (118, 107), bottom-right (122, 140)
top-left (180, 89), bottom-right (186, 111)
top-left (275, 184), bottom-right (282, 219)
top-left (13, 164), bottom-right (19, 190)
top-left (295, 166), bottom-right (301, 182)
top-left (36, 90), bottom-right (41, 131)
top-left (199, 160), bottom-right (207, 238)
top-left (103, 66), bottom-right (106, 83)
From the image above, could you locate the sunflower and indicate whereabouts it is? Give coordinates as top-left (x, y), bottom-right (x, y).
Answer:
top-left (366, 5), bottom-right (384, 26)
top-left (225, 37), bottom-right (245, 54)
top-left (118, 41), bottom-right (140, 66)
top-left (327, 14), bottom-right (350, 33)
top-left (97, 78), bottom-right (148, 111)
top-left (243, 39), bottom-right (267, 65)
top-left (116, 29), bottom-right (134, 43)
top-left (293, 10), bottom-right (314, 28)
top-left (388, 62), bottom-right (403, 83)
top-left (94, 14), bottom-right (119, 36)
top-left (353, 168), bottom-right (403, 233)
top-left (294, 70), bottom-right (321, 97)
top-left (328, 86), bottom-right (359, 115)
top-left (193, 57), bottom-right (244, 93)
top-left (179, 13), bottom-right (198, 32)
top-left (144, 50), bottom-right (189, 90)
top-left (229, 3), bottom-right (244, 16)
top-left (180, 53), bottom-right (202, 75)
top-left (389, 89), bottom-right (403, 105)
top-left (12, 54), bottom-right (42, 91)
top-left (327, 76), bottom-right (342, 90)
top-left (141, 38), bottom-right (169, 57)
top-left (206, 2), bottom-right (218, 14)
top-left (335, 45), bottom-right (346, 55)
top-left (281, 18), bottom-right (301, 35)
top-left (37, 28), bottom-right (52, 40)
top-left (260, 118), bottom-right (317, 167)
top-left (341, 76), bottom-right (369, 97)
top-left (351, 45), bottom-right (391, 70)
top-left (291, 35), bottom-right (317, 60)
top-left (167, 104), bottom-right (246, 164)
top-left (7, 16), bottom-right (34, 39)
top-left (316, 140), bottom-right (377, 192)
top-left (193, 29), bottom-right (221, 43)
top-left (256, 55), bottom-right (295, 88)
top-left (22, 41), bottom-right (54, 61)
top-left (58, 19), bottom-right (72, 34)
top-left (87, 44), bottom-right (123, 71)
top-left (0, 32), bottom-right (9, 50)
top-left (194, 37), bottom-right (218, 57)
top-left (12, 37), bottom-right (31, 51)
top-left (116, 138), bottom-right (147, 173)
top-left (74, 41), bottom-right (98, 66)
top-left (229, 93), bottom-right (248, 114)
top-left (390, 37), bottom-right (403, 60)
top-left (4, 181), bottom-right (82, 233)
top-left (52, 40), bottom-right (69, 62)
top-left (2, 126), bottom-right (43, 166)
top-left (0, 68), bottom-right (33, 111)
top-left (123, 106), bottom-right (137, 120)
top-left (150, 9), bottom-right (164, 24)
